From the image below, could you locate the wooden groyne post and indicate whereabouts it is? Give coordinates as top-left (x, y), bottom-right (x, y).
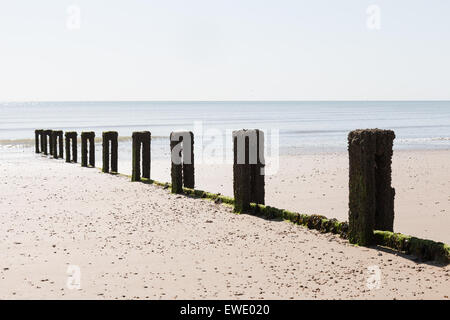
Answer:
top-left (170, 131), bottom-right (194, 194)
top-left (232, 129), bottom-right (265, 213)
top-left (65, 132), bottom-right (78, 163)
top-left (40, 130), bottom-right (45, 154)
top-left (102, 131), bottom-right (118, 173)
top-left (43, 130), bottom-right (53, 155)
top-left (81, 131), bottom-right (95, 167)
top-left (51, 131), bottom-right (64, 159)
top-left (35, 129), bottom-right (43, 153)
top-left (131, 131), bottom-right (151, 181)
top-left (348, 129), bottom-right (395, 246)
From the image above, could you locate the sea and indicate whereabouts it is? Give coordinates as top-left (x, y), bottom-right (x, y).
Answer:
top-left (1, 101), bottom-right (449, 172)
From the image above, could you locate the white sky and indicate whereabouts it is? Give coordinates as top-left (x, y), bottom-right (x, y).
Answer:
top-left (0, 0), bottom-right (449, 101)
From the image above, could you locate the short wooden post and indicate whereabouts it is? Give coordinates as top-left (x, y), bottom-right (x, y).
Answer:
top-left (65, 132), bottom-right (77, 163)
top-left (81, 131), bottom-right (95, 168)
top-left (170, 132), bottom-right (183, 194)
top-left (81, 133), bottom-right (88, 167)
top-left (43, 130), bottom-right (53, 155)
top-left (43, 133), bottom-right (47, 155)
top-left (374, 130), bottom-right (396, 231)
top-left (49, 130), bottom-right (55, 156)
top-left (232, 129), bottom-right (265, 213)
top-left (51, 131), bottom-right (63, 159)
top-left (142, 134), bottom-right (150, 179)
top-left (111, 133), bottom-right (118, 173)
top-left (102, 131), bottom-right (118, 173)
top-left (348, 129), bottom-right (395, 246)
top-left (170, 131), bottom-right (195, 193)
top-left (40, 130), bottom-right (45, 154)
top-left (51, 132), bottom-right (57, 158)
top-left (35, 129), bottom-right (43, 153)
top-left (131, 131), bottom-right (151, 181)
top-left (183, 132), bottom-right (195, 189)
top-left (58, 131), bottom-right (63, 158)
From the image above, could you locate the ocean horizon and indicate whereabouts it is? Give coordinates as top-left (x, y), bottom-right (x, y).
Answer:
top-left (1, 101), bottom-right (449, 162)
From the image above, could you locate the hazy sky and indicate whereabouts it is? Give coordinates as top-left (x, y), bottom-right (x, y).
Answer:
top-left (0, 0), bottom-right (449, 101)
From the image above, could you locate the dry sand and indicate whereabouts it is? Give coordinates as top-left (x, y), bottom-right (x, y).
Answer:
top-left (0, 149), bottom-right (448, 299)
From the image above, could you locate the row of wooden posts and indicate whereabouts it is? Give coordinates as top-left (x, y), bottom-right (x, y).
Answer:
top-left (34, 128), bottom-right (395, 247)
top-left (34, 129), bottom-right (197, 188)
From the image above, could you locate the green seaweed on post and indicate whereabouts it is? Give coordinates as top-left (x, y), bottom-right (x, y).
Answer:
top-left (374, 231), bottom-right (450, 263)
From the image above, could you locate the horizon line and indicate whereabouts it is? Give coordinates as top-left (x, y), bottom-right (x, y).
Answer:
top-left (2, 99), bottom-right (450, 103)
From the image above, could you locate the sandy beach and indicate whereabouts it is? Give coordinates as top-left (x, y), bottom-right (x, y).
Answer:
top-left (149, 149), bottom-right (450, 243)
top-left (1, 0), bottom-right (449, 305)
top-left (0, 148), bottom-right (448, 299)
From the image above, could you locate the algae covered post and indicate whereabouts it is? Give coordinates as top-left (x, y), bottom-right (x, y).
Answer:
top-left (182, 131), bottom-right (195, 189)
top-left (170, 131), bottom-right (195, 194)
top-left (81, 131), bottom-right (95, 167)
top-left (131, 131), bottom-right (151, 181)
top-left (35, 129), bottom-right (43, 153)
top-left (43, 130), bottom-right (53, 156)
top-left (65, 131), bottom-right (78, 163)
top-left (374, 130), bottom-right (396, 231)
top-left (232, 129), bottom-right (265, 213)
top-left (51, 130), bottom-right (63, 159)
top-left (57, 131), bottom-right (64, 159)
top-left (348, 129), bottom-right (395, 246)
top-left (102, 131), bottom-right (119, 173)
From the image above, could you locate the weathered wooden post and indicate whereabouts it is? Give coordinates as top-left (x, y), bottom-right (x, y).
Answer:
top-left (81, 131), bottom-right (95, 167)
top-left (42, 133), bottom-right (47, 155)
top-left (348, 129), bottom-right (395, 246)
top-left (48, 130), bottom-right (55, 156)
top-left (374, 130), bottom-right (395, 231)
top-left (170, 131), bottom-right (195, 194)
top-left (58, 131), bottom-right (63, 158)
top-left (35, 129), bottom-right (43, 153)
top-left (232, 129), bottom-right (265, 213)
top-left (183, 131), bottom-right (195, 189)
top-left (40, 130), bottom-right (45, 154)
top-left (170, 135), bottom-right (183, 193)
top-left (102, 131), bottom-right (118, 173)
top-left (48, 131), bottom-right (53, 156)
top-left (51, 132), bottom-right (57, 158)
top-left (65, 132), bottom-right (78, 163)
top-left (43, 130), bottom-right (53, 156)
top-left (51, 131), bottom-right (63, 159)
top-left (131, 131), bottom-right (151, 181)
